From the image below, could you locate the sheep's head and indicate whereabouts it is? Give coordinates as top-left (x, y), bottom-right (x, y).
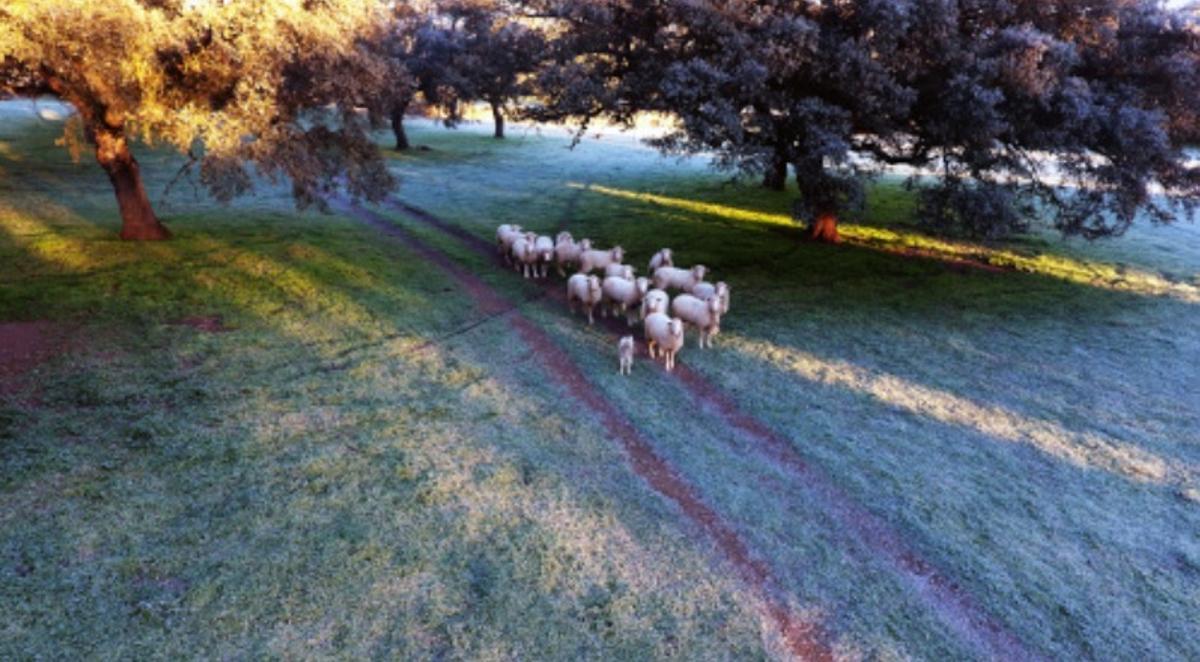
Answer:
top-left (579, 238), bottom-right (593, 251)
top-left (661, 248), bottom-right (674, 265)
top-left (635, 277), bottom-right (650, 297)
top-left (556, 231), bottom-right (573, 244)
top-left (620, 265), bottom-right (634, 280)
top-left (587, 275), bottom-right (602, 297)
top-left (668, 318), bottom-right (684, 339)
top-left (707, 296), bottom-right (722, 318)
top-left (618, 335), bottom-right (634, 352)
top-left (611, 246), bottom-right (625, 262)
top-left (692, 264), bottom-right (708, 281)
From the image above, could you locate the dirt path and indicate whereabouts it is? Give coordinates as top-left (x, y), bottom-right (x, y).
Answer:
top-left (379, 198), bottom-right (1041, 662)
top-left (0, 320), bottom-right (69, 397)
top-left (341, 201), bottom-right (834, 661)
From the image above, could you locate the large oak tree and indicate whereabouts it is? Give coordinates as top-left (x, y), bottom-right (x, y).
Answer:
top-left (525, 0), bottom-right (1200, 242)
top-left (0, 0), bottom-right (396, 240)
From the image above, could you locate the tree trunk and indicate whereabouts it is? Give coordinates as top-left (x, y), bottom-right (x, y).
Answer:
top-left (491, 101), bottom-right (505, 140)
top-left (94, 128), bottom-right (170, 241)
top-left (391, 103), bottom-right (410, 151)
top-left (805, 212), bottom-right (840, 243)
top-left (762, 150), bottom-right (787, 191)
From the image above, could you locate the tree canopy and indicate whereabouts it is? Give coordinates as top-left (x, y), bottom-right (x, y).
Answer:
top-left (524, 0), bottom-right (1200, 241)
top-left (0, 0), bottom-right (395, 239)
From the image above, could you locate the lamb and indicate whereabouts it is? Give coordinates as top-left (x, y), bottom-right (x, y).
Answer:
top-left (533, 235), bottom-right (555, 278)
top-left (691, 280), bottom-right (730, 315)
top-left (554, 236), bottom-right (591, 277)
top-left (510, 235), bottom-right (540, 279)
top-left (643, 312), bottom-right (685, 371)
top-left (652, 264), bottom-right (708, 292)
top-left (640, 288), bottom-right (670, 321)
top-left (671, 293), bottom-right (722, 348)
top-left (566, 273), bottom-right (604, 324)
top-left (618, 335), bottom-right (634, 375)
top-left (578, 246), bottom-right (625, 274)
top-left (648, 248), bottom-right (673, 273)
top-left (602, 276), bottom-right (650, 325)
top-left (603, 263), bottom-right (635, 280)
top-left (496, 224), bottom-right (524, 264)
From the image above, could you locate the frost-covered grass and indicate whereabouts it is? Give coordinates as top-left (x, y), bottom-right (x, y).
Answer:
top-left (2, 103), bottom-right (1199, 659)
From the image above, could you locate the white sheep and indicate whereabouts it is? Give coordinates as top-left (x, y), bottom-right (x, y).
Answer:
top-left (578, 246), bottom-right (625, 274)
top-left (603, 263), bottom-right (635, 280)
top-left (511, 236), bottom-right (540, 279)
top-left (671, 293), bottom-right (722, 349)
top-left (640, 288), bottom-right (670, 321)
top-left (618, 335), bottom-right (634, 375)
top-left (652, 264), bottom-right (708, 292)
top-left (566, 273), bottom-right (603, 324)
top-left (648, 248), bottom-right (674, 273)
top-left (602, 276), bottom-right (650, 325)
top-left (690, 280), bottom-right (730, 315)
top-left (644, 312), bottom-right (685, 371)
top-left (554, 237), bottom-right (591, 277)
top-left (556, 230), bottom-right (573, 245)
top-left (496, 224), bottom-right (524, 264)
top-left (533, 235), bottom-right (555, 278)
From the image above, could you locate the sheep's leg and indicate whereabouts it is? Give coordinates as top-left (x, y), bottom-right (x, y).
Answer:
top-left (587, 305), bottom-right (595, 325)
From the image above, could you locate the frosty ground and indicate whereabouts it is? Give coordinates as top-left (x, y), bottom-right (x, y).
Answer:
top-left (1, 105), bottom-right (1198, 659)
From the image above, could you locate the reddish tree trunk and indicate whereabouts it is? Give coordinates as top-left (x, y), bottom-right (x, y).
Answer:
top-left (94, 128), bottom-right (170, 241)
top-left (805, 212), bottom-right (840, 243)
top-left (390, 102), bottom-right (410, 151)
top-left (762, 151), bottom-right (787, 191)
top-left (491, 101), bottom-right (505, 139)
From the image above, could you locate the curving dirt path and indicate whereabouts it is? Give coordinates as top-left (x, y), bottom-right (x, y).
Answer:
top-left (379, 198), bottom-right (1042, 662)
top-left (341, 201), bottom-right (834, 661)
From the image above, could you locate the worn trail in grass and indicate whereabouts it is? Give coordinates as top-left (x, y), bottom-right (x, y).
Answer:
top-left (376, 196), bottom-right (1037, 661)
top-left (342, 200), bottom-right (835, 660)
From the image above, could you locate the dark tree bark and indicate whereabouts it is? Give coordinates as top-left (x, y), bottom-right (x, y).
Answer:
top-left (94, 128), bottom-right (171, 241)
top-left (491, 101), bottom-right (505, 139)
top-left (805, 212), bottom-right (840, 243)
top-left (762, 149), bottom-right (787, 191)
top-left (390, 102), bottom-right (411, 151)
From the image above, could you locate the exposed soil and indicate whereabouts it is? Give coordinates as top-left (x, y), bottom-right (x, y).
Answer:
top-left (346, 201), bottom-right (833, 661)
top-left (172, 315), bottom-right (232, 333)
top-left (0, 320), bottom-right (69, 396)
top-left (379, 197), bottom-right (1041, 661)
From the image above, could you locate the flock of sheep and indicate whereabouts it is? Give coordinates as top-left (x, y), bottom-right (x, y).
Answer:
top-left (495, 225), bottom-right (731, 373)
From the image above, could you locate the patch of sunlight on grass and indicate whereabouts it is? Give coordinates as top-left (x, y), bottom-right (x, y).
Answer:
top-left (0, 200), bottom-right (106, 272)
top-left (727, 334), bottom-right (1197, 491)
top-left (0, 140), bottom-right (22, 162)
top-left (574, 182), bottom-right (1200, 304)
top-left (188, 236), bottom-right (393, 343)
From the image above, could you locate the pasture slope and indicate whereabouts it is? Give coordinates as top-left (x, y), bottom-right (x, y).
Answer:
top-left (2, 103), bottom-right (1199, 659)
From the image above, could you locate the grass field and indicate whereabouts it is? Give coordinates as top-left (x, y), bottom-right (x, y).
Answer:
top-left (2, 103), bottom-right (1198, 659)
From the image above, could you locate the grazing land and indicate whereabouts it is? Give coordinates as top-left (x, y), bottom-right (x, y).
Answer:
top-left (2, 104), bottom-right (1198, 659)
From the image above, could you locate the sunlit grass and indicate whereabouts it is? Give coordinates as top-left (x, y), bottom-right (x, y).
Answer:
top-left (573, 182), bottom-right (1200, 303)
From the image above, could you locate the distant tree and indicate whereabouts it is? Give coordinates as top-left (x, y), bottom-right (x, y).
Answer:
top-left (0, 0), bottom-right (395, 240)
top-left (378, 4), bottom-right (470, 151)
top-left (526, 0), bottom-right (1200, 242)
top-left (446, 1), bottom-right (545, 139)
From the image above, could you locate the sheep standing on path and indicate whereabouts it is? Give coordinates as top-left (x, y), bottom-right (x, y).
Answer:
top-left (641, 288), bottom-right (670, 321)
top-left (618, 335), bottom-right (634, 375)
top-left (534, 235), bottom-right (555, 278)
top-left (567, 273), bottom-right (604, 324)
top-left (554, 236), bottom-right (591, 277)
top-left (671, 294), bottom-right (722, 348)
top-left (691, 280), bottom-right (730, 315)
top-left (496, 224), bottom-right (524, 264)
top-left (511, 235), bottom-right (540, 279)
top-left (653, 264), bottom-right (707, 292)
top-left (602, 276), bottom-right (650, 325)
top-left (644, 312), bottom-right (685, 371)
top-left (578, 246), bottom-right (625, 274)
top-left (648, 248), bottom-right (673, 273)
